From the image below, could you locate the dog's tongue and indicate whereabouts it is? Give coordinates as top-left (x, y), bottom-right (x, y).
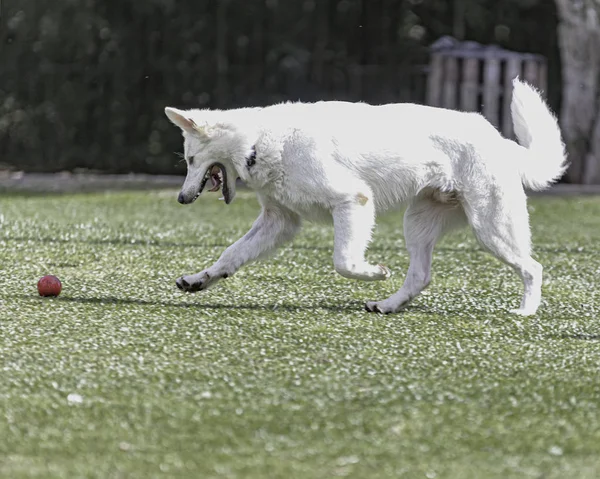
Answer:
top-left (209, 165), bottom-right (222, 192)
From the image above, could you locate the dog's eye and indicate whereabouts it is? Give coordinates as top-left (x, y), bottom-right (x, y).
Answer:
top-left (246, 147), bottom-right (256, 168)
top-left (187, 156), bottom-right (194, 165)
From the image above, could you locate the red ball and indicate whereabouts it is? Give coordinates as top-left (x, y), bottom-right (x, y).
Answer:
top-left (37, 275), bottom-right (62, 297)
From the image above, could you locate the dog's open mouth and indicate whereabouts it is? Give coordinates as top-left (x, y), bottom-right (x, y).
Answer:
top-left (197, 162), bottom-right (231, 204)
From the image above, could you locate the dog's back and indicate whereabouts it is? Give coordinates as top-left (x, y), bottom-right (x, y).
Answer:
top-left (254, 99), bottom-right (509, 211)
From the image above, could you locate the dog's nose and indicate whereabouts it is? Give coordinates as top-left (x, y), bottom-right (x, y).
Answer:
top-left (177, 192), bottom-right (185, 204)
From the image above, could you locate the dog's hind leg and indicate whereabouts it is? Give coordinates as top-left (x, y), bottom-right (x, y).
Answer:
top-left (463, 188), bottom-right (543, 316)
top-left (332, 192), bottom-right (391, 281)
top-left (365, 193), bottom-right (466, 314)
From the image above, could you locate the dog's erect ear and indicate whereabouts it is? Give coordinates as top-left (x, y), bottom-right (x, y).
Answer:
top-left (164, 107), bottom-right (225, 140)
top-left (164, 107), bottom-right (214, 138)
top-left (164, 107), bottom-right (198, 134)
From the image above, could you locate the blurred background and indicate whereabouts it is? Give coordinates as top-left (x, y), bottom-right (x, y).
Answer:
top-left (0, 0), bottom-right (596, 183)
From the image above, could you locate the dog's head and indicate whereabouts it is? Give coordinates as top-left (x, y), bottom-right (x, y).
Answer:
top-left (164, 107), bottom-right (256, 205)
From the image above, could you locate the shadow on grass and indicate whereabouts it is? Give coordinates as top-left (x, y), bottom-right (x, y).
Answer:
top-left (1, 235), bottom-right (232, 250)
top-left (2, 234), bottom-right (483, 253)
top-left (3, 234), bottom-right (596, 257)
top-left (48, 294), bottom-right (464, 317)
top-left (39, 294), bottom-right (363, 313)
top-left (19, 294), bottom-right (518, 319)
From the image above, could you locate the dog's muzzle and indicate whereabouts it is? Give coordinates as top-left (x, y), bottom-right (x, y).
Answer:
top-left (177, 162), bottom-right (232, 205)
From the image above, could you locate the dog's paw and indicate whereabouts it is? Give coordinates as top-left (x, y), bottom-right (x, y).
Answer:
top-left (175, 270), bottom-right (222, 293)
top-left (175, 275), bottom-right (205, 293)
top-left (364, 300), bottom-right (395, 314)
top-left (364, 296), bottom-right (411, 314)
top-left (336, 263), bottom-right (392, 281)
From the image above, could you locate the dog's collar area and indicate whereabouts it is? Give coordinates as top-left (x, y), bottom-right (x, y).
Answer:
top-left (246, 146), bottom-right (256, 167)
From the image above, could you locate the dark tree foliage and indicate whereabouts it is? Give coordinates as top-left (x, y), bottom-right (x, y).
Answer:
top-left (0, 0), bottom-right (558, 174)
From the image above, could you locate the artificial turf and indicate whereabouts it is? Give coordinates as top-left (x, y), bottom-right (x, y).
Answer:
top-left (0, 190), bottom-right (599, 478)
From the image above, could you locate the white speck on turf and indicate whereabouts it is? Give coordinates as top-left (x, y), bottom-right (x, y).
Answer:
top-left (67, 393), bottom-right (83, 405)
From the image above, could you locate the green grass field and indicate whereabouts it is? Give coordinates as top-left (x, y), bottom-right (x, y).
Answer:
top-left (0, 190), bottom-right (599, 478)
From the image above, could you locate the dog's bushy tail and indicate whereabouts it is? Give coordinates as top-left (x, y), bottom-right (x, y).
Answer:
top-left (510, 77), bottom-right (568, 191)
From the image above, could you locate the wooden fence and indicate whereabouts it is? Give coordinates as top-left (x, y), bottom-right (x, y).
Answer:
top-left (426, 36), bottom-right (548, 139)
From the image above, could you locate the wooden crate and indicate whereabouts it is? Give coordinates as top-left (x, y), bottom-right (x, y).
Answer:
top-left (426, 36), bottom-right (548, 139)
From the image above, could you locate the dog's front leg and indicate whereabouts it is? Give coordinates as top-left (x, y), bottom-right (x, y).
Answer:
top-left (332, 194), bottom-right (391, 281)
top-left (176, 204), bottom-right (301, 293)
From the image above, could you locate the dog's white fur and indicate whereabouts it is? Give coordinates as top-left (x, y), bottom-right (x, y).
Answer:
top-left (165, 78), bottom-right (567, 316)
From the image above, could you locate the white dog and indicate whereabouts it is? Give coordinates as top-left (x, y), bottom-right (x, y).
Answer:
top-left (165, 78), bottom-right (566, 316)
